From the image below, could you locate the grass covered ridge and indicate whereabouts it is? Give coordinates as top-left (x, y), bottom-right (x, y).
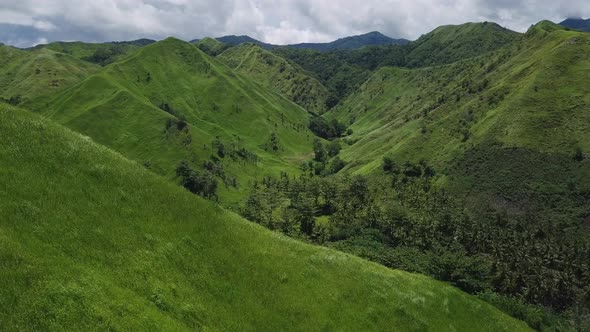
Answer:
top-left (0, 105), bottom-right (530, 330)
top-left (34, 37), bottom-right (317, 204)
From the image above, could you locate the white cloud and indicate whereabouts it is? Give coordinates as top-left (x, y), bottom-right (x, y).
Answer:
top-left (0, 0), bottom-right (589, 47)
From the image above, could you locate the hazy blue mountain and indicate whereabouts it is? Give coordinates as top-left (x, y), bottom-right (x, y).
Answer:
top-left (192, 31), bottom-right (408, 51)
top-left (559, 17), bottom-right (590, 32)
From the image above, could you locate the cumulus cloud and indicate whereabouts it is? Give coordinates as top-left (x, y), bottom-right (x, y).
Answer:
top-left (0, 0), bottom-right (589, 47)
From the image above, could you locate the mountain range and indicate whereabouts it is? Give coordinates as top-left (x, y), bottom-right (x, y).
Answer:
top-left (560, 17), bottom-right (590, 31)
top-left (191, 31), bottom-right (409, 51)
top-left (1, 18), bottom-right (589, 330)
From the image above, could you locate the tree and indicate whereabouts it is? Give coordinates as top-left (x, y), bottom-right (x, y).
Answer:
top-left (347, 175), bottom-right (370, 209)
top-left (293, 197), bottom-right (315, 236)
top-left (327, 140), bottom-right (341, 157)
top-left (574, 147), bottom-right (585, 162)
top-left (175, 161), bottom-right (218, 199)
top-left (382, 156), bottom-right (399, 174)
top-left (313, 138), bottom-right (327, 162)
top-left (329, 119), bottom-right (346, 138)
top-left (212, 137), bottom-right (225, 158)
top-left (269, 133), bottom-right (280, 152)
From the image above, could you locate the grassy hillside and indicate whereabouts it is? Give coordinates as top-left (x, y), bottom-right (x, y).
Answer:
top-left (0, 105), bottom-right (530, 331)
top-left (32, 41), bottom-right (148, 66)
top-left (219, 43), bottom-right (331, 113)
top-left (331, 22), bottom-right (590, 220)
top-left (287, 31), bottom-right (409, 51)
top-left (405, 22), bottom-right (520, 67)
top-left (0, 46), bottom-right (99, 107)
top-left (35, 37), bottom-right (316, 204)
top-left (272, 22), bottom-right (517, 107)
top-left (194, 37), bottom-right (230, 56)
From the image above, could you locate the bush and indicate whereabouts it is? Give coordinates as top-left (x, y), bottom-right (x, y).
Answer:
top-left (309, 116), bottom-right (347, 139)
top-left (175, 161), bottom-right (218, 199)
top-left (327, 141), bottom-right (341, 157)
top-left (382, 157), bottom-right (399, 174)
top-left (327, 157), bottom-right (346, 174)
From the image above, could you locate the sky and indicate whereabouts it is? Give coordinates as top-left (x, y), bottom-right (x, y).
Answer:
top-left (0, 0), bottom-right (589, 47)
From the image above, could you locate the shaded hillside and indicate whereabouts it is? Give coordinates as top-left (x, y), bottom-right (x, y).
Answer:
top-left (194, 37), bottom-right (230, 56)
top-left (273, 22), bottom-right (518, 106)
top-left (287, 31), bottom-right (409, 51)
top-left (191, 35), bottom-right (274, 49)
top-left (193, 31), bottom-right (407, 51)
top-left (0, 46), bottom-right (99, 107)
top-left (331, 21), bottom-right (590, 221)
top-left (218, 43), bottom-right (331, 113)
top-left (32, 40), bottom-right (150, 66)
top-left (0, 105), bottom-right (530, 331)
top-left (402, 22), bottom-right (519, 67)
top-left (35, 38), bottom-right (315, 203)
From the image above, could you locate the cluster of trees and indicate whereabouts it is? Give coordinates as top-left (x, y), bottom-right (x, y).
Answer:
top-left (240, 157), bottom-right (590, 329)
top-left (81, 45), bottom-right (128, 66)
top-left (0, 95), bottom-right (22, 106)
top-left (212, 137), bottom-right (258, 164)
top-left (298, 138), bottom-right (345, 176)
top-left (308, 116), bottom-right (348, 139)
top-left (175, 161), bottom-right (218, 199)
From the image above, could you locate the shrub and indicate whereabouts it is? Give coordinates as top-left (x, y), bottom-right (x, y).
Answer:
top-left (175, 161), bottom-right (218, 199)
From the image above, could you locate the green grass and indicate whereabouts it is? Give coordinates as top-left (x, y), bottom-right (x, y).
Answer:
top-left (0, 46), bottom-right (99, 107)
top-left (31, 37), bottom-right (316, 205)
top-left (32, 41), bottom-right (142, 65)
top-left (194, 37), bottom-right (230, 56)
top-left (219, 43), bottom-right (330, 114)
top-left (328, 25), bottom-right (590, 220)
top-left (405, 22), bottom-right (521, 67)
top-left (0, 105), bottom-right (530, 331)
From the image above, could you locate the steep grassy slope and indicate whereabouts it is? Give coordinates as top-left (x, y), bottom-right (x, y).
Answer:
top-left (194, 37), bottom-right (230, 56)
top-left (36, 38), bottom-right (315, 203)
top-left (272, 22), bottom-right (518, 107)
top-left (331, 22), bottom-right (590, 220)
top-left (0, 44), bottom-right (25, 66)
top-left (405, 22), bottom-right (520, 67)
top-left (0, 46), bottom-right (99, 107)
top-left (219, 43), bottom-right (331, 113)
top-left (0, 105), bottom-right (530, 331)
top-left (32, 40), bottom-right (153, 66)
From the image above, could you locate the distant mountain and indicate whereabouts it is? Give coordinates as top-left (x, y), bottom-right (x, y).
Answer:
top-left (405, 22), bottom-right (519, 67)
top-left (559, 17), bottom-right (590, 32)
top-left (111, 38), bottom-right (156, 46)
top-left (288, 31), bottom-right (409, 51)
top-left (30, 39), bottom-right (155, 66)
top-left (192, 31), bottom-right (408, 51)
top-left (191, 35), bottom-right (273, 49)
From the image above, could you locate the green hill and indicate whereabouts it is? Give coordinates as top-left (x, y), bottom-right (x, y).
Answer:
top-left (219, 43), bottom-right (331, 113)
top-left (287, 31), bottom-right (409, 51)
top-left (0, 105), bottom-right (530, 330)
top-left (33, 37), bottom-right (315, 204)
top-left (32, 41), bottom-right (146, 66)
top-left (405, 22), bottom-right (520, 67)
top-left (0, 46), bottom-right (99, 107)
top-left (194, 37), bottom-right (231, 56)
top-left (331, 22), bottom-right (590, 220)
top-left (271, 22), bottom-right (518, 107)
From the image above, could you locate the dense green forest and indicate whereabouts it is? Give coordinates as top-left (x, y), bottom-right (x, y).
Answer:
top-left (1, 17), bottom-right (589, 331)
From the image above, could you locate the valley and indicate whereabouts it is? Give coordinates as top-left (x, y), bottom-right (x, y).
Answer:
top-left (1, 15), bottom-right (589, 331)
